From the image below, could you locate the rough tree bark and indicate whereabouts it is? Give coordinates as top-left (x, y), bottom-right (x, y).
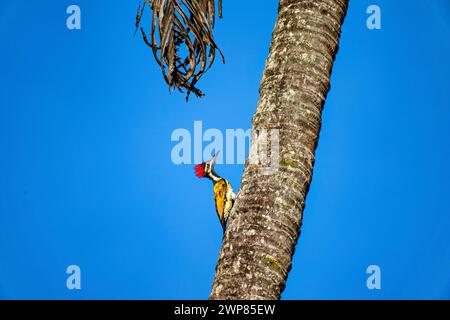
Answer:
top-left (210, 0), bottom-right (349, 300)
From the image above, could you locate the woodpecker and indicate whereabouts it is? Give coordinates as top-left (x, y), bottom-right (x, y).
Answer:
top-left (195, 151), bottom-right (236, 232)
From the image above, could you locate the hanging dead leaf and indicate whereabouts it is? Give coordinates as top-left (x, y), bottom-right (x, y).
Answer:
top-left (136, 0), bottom-right (224, 101)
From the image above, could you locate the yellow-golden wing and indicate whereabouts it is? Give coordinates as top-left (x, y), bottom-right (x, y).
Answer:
top-left (213, 179), bottom-right (227, 223)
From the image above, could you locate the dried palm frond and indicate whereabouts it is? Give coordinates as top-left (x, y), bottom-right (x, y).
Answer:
top-left (136, 0), bottom-right (224, 101)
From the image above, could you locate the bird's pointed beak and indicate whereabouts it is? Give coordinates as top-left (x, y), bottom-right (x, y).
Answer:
top-left (209, 151), bottom-right (220, 166)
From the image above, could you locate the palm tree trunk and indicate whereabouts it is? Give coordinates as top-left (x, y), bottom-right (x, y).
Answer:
top-left (209, 0), bottom-right (349, 300)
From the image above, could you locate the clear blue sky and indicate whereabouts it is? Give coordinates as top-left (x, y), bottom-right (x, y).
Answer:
top-left (0, 0), bottom-right (449, 299)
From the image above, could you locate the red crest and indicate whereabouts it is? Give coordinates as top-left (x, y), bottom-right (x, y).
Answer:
top-left (194, 163), bottom-right (206, 178)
